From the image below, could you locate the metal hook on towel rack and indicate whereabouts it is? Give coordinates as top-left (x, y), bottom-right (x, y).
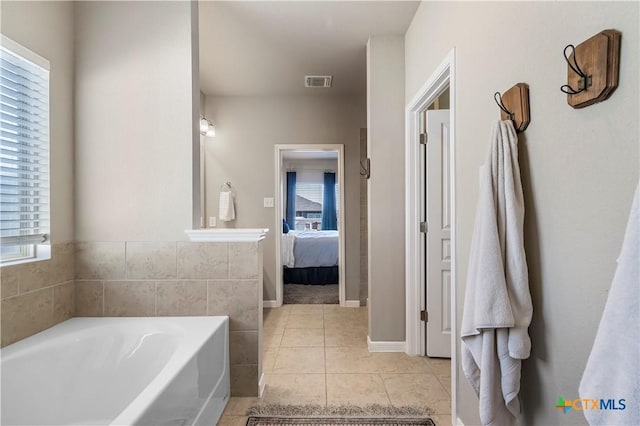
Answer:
top-left (220, 181), bottom-right (232, 192)
top-left (560, 44), bottom-right (591, 95)
top-left (494, 92), bottom-right (514, 121)
top-left (494, 83), bottom-right (530, 133)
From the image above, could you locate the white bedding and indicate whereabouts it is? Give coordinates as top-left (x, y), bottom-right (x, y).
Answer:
top-left (281, 230), bottom-right (339, 268)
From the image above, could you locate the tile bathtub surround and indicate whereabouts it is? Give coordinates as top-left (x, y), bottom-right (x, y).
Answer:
top-left (74, 240), bottom-right (264, 396)
top-left (1, 242), bottom-right (76, 347)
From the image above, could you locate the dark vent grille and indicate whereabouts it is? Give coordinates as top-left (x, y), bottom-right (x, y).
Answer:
top-left (305, 75), bottom-right (332, 88)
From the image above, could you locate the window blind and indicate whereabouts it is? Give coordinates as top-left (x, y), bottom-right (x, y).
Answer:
top-left (0, 38), bottom-right (50, 254)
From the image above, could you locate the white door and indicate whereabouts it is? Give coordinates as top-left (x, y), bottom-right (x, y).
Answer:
top-left (424, 109), bottom-right (451, 358)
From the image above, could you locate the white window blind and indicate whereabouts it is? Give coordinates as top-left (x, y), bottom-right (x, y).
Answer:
top-left (0, 36), bottom-right (50, 262)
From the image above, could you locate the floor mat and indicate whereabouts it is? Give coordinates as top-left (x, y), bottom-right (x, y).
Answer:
top-left (246, 418), bottom-right (435, 426)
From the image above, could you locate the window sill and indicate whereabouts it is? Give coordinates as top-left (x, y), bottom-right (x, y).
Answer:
top-left (1, 244), bottom-right (51, 267)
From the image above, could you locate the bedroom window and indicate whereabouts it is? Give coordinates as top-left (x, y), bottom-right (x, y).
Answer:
top-left (294, 182), bottom-right (339, 231)
top-left (0, 36), bottom-right (51, 265)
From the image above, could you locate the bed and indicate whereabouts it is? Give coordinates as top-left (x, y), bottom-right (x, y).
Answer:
top-left (281, 230), bottom-right (339, 285)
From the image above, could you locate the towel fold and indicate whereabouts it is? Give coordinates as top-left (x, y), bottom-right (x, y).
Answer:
top-left (219, 191), bottom-right (235, 222)
top-left (579, 183), bottom-right (639, 426)
top-left (461, 120), bottom-right (532, 426)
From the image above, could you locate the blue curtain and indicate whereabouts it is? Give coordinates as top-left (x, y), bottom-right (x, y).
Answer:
top-left (322, 172), bottom-right (337, 230)
top-left (285, 172), bottom-right (296, 228)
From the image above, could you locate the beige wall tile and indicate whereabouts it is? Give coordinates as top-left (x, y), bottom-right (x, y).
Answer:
top-left (0, 265), bottom-right (20, 299)
top-left (20, 259), bottom-right (52, 293)
top-left (53, 281), bottom-right (74, 324)
top-left (156, 280), bottom-right (206, 316)
top-left (228, 242), bottom-right (259, 279)
top-left (75, 281), bottom-right (104, 316)
top-left (229, 331), bottom-right (259, 365)
top-left (104, 281), bottom-right (155, 316)
top-left (208, 280), bottom-right (258, 330)
top-left (126, 242), bottom-right (177, 279)
top-left (76, 242), bottom-right (126, 280)
top-left (50, 242), bottom-right (75, 284)
top-left (177, 242), bottom-right (228, 279)
top-left (230, 364), bottom-right (258, 397)
top-left (1, 288), bottom-right (53, 347)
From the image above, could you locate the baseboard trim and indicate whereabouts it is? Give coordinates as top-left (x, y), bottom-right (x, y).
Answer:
top-left (367, 336), bottom-right (406, 352)
top-left (258, 373), bottom-right (266, 397)
top-left (263, 300), bottom-right (279, 308)
top-left (344, 300), bottom-right (361, 308)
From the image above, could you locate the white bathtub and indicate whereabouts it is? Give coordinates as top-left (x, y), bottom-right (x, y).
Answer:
top-left (1, 317), bottom-right (230, 426)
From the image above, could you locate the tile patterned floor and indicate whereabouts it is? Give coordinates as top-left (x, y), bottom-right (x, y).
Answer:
top-left (219, 304), bottom-right (452, 426)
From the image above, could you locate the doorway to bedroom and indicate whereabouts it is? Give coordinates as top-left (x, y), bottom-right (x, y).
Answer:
top-left (274, 145), bottom-right (345, 306)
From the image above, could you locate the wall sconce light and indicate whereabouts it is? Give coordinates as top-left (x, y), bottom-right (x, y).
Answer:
top-left (200, 115), bottom-right (216, 137)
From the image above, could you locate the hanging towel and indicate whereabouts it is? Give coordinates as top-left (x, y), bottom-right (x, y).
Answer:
top-left (461, 120), bottom-right (533, 426)
top-left (219, 190), bottom-right (235, 222)
top-left (579, 183), bottom-right (639, 426)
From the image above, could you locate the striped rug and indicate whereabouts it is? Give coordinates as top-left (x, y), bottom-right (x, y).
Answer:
top-left (246, 418), bottom-right (435, 426)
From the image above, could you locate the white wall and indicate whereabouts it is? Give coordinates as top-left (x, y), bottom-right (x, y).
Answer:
top-left (405, 2), bottom-right (639, 425)
top-left (204, 95), bottom-right (366, 302)
top-left (74, 1), bottom-right (197, 242)
top-left (1, 1), bottom-right (75, 244)
top-left (366, 36), bottom-right (406, 341)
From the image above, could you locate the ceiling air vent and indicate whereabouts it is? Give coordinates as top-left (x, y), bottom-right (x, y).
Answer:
top-left (305, 75), bottom-right (332, 88)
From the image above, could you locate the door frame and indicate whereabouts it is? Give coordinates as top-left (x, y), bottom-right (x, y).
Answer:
top-left (404, 48), bottom-right (457, 419)
top-left (274, 144), bottom-right (346, 307)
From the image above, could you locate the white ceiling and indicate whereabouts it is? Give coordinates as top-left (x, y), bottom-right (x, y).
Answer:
top-left (199, 1), bottom-right (420, 96)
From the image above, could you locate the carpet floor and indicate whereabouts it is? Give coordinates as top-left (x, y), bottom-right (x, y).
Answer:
top-left (246, 418), bottom-right (435, 426)
top-left (283, 284), bottom-right (339, 304)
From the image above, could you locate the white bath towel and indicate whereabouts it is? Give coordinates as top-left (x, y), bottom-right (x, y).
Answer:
top-left (579, 183), bottom-right (639, 426)
top-left (219, 190), bottom-right (235, 222)
top-left (461, 120), bottom-right (533, 426)
top-left (281, 232), bottom-right (296, 268)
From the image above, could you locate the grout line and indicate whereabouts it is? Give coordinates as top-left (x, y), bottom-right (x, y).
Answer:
top-left (101, 280), bottom-right (105, 316)
top-left (323, 303), bottom-right (328, 407)
top-left (381, 372), bottom-right (394, 407)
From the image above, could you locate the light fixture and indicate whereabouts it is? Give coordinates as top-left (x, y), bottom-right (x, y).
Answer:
top-left (199, 115), bottom-right (216, 137)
